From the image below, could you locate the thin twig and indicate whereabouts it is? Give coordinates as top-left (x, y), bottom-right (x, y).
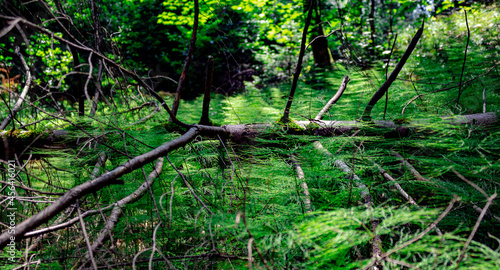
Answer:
top-left (450, 167), bottom-right (488, 198)
top-left (392, 151), bottom-right (429, 182)
top-left (363, 195), bottom-right (459, 270)
top-left (77, 200), bottom-right (98, 270)
top-left (218, 135), bottom-right (235, 209)
top-left (455, 10), bottom-right (470, 108)
top-left (472, 204), bottom-right (500, 222)
top-left (0, 15), bottom-right (188, 127)
top-left (455, 193), bottom-right (497, 269)
top-left (335, 130), bottom-right (360, 154)
top-left (166, 156), bottom-right (213, 215)
top-left (377, 165), bottom-right (417, 205)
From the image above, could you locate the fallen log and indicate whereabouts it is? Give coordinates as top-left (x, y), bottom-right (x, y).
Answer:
top-left (2, 112), bottom-right (498, 155)
top-left (222, 112), bottom-right (499, 142)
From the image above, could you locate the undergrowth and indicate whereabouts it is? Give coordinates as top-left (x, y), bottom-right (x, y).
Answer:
top-left (1, 4), bottom-right (500, 270)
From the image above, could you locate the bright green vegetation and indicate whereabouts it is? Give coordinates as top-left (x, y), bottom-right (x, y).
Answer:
top-left (1, 1), bottom-right (500, 269)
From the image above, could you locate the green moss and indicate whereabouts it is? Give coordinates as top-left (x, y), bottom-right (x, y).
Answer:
top-left (393, 117), bottom-right (411, 125)
top-left (161, 121), bottom-right (188, 133)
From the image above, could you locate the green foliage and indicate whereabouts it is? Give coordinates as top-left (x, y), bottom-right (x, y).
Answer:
top-left (295, 207), bottom-right (438, 268)
top-left (1, 1), bottom-right (500, 269)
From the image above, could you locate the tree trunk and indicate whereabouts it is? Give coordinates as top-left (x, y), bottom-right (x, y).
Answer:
top-left (306, 0), bottom-right (333, 68)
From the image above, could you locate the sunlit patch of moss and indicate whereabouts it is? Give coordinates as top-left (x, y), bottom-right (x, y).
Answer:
top-left (275, 117), bottom-right (304, 133)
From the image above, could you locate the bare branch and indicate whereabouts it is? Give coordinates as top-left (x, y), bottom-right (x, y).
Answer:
top-left (281, 0), bottom-right (315, 123)
top-left (0, 15), bottom-right (188, 127)
top-left (0, 125), bottom-right (227, 248)
top-left (0, 47), bottom-right (32, 130)
top-left (455, 193), bottom-right (497, 269)
top-left (170, 0), bottom-right (199, 119)
top-left (392, 151), bottom-right (429, 182)
top-left (361, 21), bottom-right (424, 121)
top-left (315, 75), bottom-right (350, 120)
top-left (363, 195), bottom-right (459, 270)
top-left (291, 156), bottom-right (312, 213)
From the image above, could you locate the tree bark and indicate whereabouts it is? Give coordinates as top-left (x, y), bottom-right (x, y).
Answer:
top-left (199, 56), bottom-right (214, 125)
top-left (307, 0), bottom-right (333, 68)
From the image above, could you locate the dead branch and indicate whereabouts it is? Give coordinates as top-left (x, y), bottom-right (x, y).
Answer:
top-left (391, 151), bottom-right (429, 182)
top-left (78, 158), bottom-right (164, 268)
top-left (0, 15), bottom-right (188, 127)
top-left (0, 47), bottom-right (32, 130)
top-left (361, 21), bottom-right (424, 121)
top-left (472, 204), bottom-right (500, 222)
top-left (77, 200), bottom-right (98, 270)
top-left (0, 125), bottom-right (228, 249)
top-left (450, 167), bottom-right (488, 198)
top-left (170, 0), bottom-right (199, 119)
top-left (376, 164), bottom-right (417, 205)
top-left (166, 156), bottom-right (213, 215)
top-left (291, 156), bottom-right (312, 213)
top-left (24, 204), bottom-right (114, 238)
top-left (362, 195), bottom-right (459, 270)
top-left (455, 193), bottom-right (497, 269)
top-left (281, 0), bottom-right (315, 123)
top-left (313, 141), bottom-right (382, 259)
top-left (314, 75), bottom-right (350, 120)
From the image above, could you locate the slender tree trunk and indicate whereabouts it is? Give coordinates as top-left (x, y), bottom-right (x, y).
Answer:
top-left (170, 0), bottom-right (199, 120)
top-left (89, 0), bottom-right (103, 116)
top-left (282, 0), bottom-right (315, 123)
top-left (199, 56), bottom-right (214, 125)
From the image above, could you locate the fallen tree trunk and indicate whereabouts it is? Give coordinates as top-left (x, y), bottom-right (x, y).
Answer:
top-left (223, 112), bottom-right (499, 142)
top-left (2, 112), bottom-right (497, 156)
top-left (0, 125), bottom-right (227, 248)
